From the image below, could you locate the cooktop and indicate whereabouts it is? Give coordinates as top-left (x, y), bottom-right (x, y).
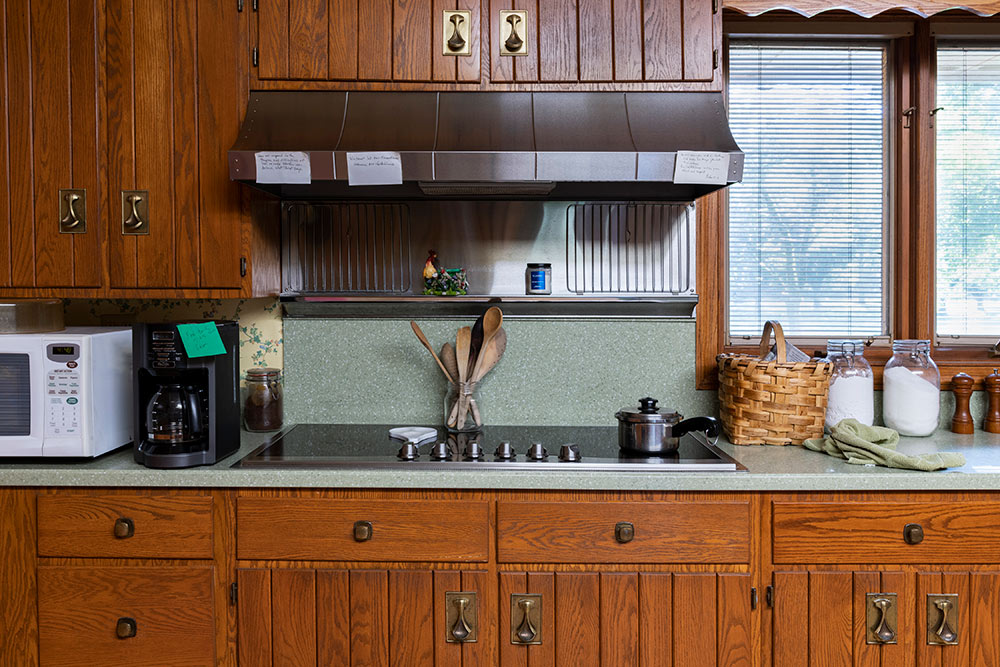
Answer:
top-left (236, 424), bottom-right (746, 472)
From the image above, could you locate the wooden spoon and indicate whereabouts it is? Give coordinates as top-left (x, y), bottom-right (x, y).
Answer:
top-left (472, 327), bottom-right (507, 383)
top-left (467, 310), bottom-right (487, 377)
top-left (454, 326), bottom-right (473, 427)
top-left (410, 320), bottom-right (454, 384)
top-left (440, 342), bottom-right (460, 383)
top-left (469, 307), bottom-right (503, 383)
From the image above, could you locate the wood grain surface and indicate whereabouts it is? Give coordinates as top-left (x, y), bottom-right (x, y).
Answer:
top-left (37, 493), bottom-right (214, 559)
top-left (289, 0), bottom-right (329, 79)
top-left (388, 570), bottom-right (435, 666)
top-left (238, 569), bottom-right (272, 667)
top-left (238, 497), bottom-right (489, 561)
top-left (773, 501), bottom-right (1000, 563)
top-left (497, 500), bottom-right (751, 563)
top-left (0, 489), bottom-right (38, 666)
top-left (328, 0), bottom-right (359, 79)
top-left (393, 0), bottom-right (433, 81)
top-left (272, 569), bottom-right (317, 665)
top-left (257, 0), bottom-right (289, 78)
top-left (37, 565), bottom-right (215, 666)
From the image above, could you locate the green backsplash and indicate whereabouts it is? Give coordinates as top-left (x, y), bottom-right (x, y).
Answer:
top-left (284, 318), bottom-right (717, 426)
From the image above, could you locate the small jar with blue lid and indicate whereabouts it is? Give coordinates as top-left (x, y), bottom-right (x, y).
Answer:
top-left (525, 263), bottom-right (552, 295)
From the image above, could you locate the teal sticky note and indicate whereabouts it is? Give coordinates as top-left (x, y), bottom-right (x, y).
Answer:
top-left (176, 322), bottom-right (227, 358)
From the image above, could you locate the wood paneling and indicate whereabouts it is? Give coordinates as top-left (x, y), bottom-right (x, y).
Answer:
top-left (809, 572), bottom-right (852, 666)
top-left (644, 0), bottom-right (684, 81)
top-left (601, 573), bottom-right (639, 666)
top-left (173, 0), bottom-right (199, 288)
top-left (350, 570), bottom-right (390, 667)
top-left (317, 570), bottom-right (351, 664)
top-left (497, 500), bottom-right (750, 563)
top-left (579, 0), bottom-right (613, 81)
top-left (683, 0), bottom-right (714, 80)
top-left (388, 570), bottom-right (434, 666)
top-left (394, 0), bottom-right (433, 80)
top-left (880, 570), bottom-right (915, 667)
top-left (489, 0), bottom-right (514, 81)
top-left (289, 0), bottom-right (329, 79)
top-left (773, 501), bottom-right (1000, 563)
top-left (328, 0), bottom-right (359, 79)
top-left (37, 493), bottom-right (214, 559)
top-left (461, 570), bottom-right (495, 666)
top-left (555, 573), bottom-right (600, 666)
top-left (538, 0), bottom-right (578, 81)
top-left (499, 572), bottom-right (527, 667)
top-left (433, 571), bottom-right (463, 666)
top-left (238, 569), bottom-right (272, 667)
top-left (970, 573), bottom-right (1000, 666)
top-left (673, 574), bottom-right (718, 666)
top-left (639, 574), bottom-right (672, 667)
top-left (513, 0), bottom-right (539, 81)
top-left (258, 0), bottom-right (289, 79)
top-left (718, 574), bottom-right (753, 667)
top-left (272, 569), bottom-right (317, 665)
top-left (433, 0), bottom-right (457, 82)
top-left (772, 571), bottom-right (808, 667)
top-left (8, 0), bottom-right (33, 287)
top-left (0, 4), bottom-right (10, 287)
top-left (613, 0), bottom-right (644, 81)
top-left (358, 0), bottom-right (393, 81)
top-left (527, 572), bottom-right (556, 666)
top-left (456, 0), bottom-right (482, 81)
top-left (238, 497), bottom-right (490, 561)
top-left (0, 490), bottom-right (38, 666)
top-left (38, 565), bottom-right (216, 666)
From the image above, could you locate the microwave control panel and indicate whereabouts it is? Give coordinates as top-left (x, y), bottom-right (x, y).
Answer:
top-left (44, 343), bottom-right (82, 437)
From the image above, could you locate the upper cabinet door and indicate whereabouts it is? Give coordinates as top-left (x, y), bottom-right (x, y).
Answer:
top-left (106, 0), bottom-right (246, 292)
top-left (255, 0), bottom-right (481, 83)
top-left (0, 0), bottom-right (103, 292)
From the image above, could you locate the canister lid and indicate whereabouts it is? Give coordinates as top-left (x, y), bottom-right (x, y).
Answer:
top-left (615, 397), bottom-right (681, 424)
top-left (246, 367), bottom-right (281, 379)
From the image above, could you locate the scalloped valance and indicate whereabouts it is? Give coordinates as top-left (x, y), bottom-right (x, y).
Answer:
top-left (723, 0), bottom-right (1000, 17)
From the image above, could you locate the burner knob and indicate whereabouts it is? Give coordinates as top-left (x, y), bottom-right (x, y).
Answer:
top-left (558, 444), bottom-right (582, 462)
top-left (494, 441), bottom-right (514, 460)
top-left (464, 441), bottom-right (484, 460)
top-left (430, 442), bottom-right (451, 460)
top-left (526, 443), bottom-right (548, 461)
top-left (397, 442), bottom-right (420, 461)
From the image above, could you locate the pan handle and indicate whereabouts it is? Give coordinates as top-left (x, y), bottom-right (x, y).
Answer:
top-left (672, 416), bottom-right (721, 443)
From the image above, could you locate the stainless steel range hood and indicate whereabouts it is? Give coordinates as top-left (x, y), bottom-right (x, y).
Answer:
top-left (229, 91), bottom-right (743, 201)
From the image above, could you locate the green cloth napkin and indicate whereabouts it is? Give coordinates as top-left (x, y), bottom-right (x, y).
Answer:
top-left (803, 419), bottom-right (966, 471)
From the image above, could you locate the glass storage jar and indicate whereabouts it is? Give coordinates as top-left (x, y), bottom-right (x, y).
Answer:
top-left (444, 382), bottom-right (482, 433)
top-left (882, 339), bottom-right (940, 436)
top-left (823, 340), bottom-right (874, 429)
top-left (243, 368), bottom-right (283, 432)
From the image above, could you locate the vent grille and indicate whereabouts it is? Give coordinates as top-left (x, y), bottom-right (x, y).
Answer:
top-left (282, 203), bottom-right (411, 294)
top-left (0, 354), bottom-right (30, 436)
top-left (566, 203), bottom-right (694, 294)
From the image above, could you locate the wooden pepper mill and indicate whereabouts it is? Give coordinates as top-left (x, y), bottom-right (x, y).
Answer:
top-left (985, 369), bottom-right (1000, 434)
top-left (951, 373), bottom-right (975, 434)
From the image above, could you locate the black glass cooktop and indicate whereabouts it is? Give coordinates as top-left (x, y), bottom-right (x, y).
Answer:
top-left (236, 424), bottom-right (745, 472)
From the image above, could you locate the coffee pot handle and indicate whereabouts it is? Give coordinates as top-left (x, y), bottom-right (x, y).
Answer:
top-left (672, 416), bottom-right (721, 443)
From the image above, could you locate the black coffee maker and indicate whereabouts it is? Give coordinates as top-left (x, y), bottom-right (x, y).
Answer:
top-left (133, 321), bottom-right (240, 468)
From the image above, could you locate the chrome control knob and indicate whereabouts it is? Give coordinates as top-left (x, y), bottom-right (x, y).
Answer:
top-left (495, 441), bottom-right (514, 460)
top-left (558, 444), bottom-right (582, 462)
top-left (430, 442), bottom-right (451, 460)
top-left (526, 443), bottom-right (548, 461)
top-left (464, 441), bottom-right (483, 460)
top-left (397, 442), bottom-right (420, 461)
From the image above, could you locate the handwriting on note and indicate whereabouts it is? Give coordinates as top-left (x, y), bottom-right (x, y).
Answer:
top-left (176, 322), bottom-right (227, 359)
top-left (346, 152), bottom-right (403, 186)
top-left (255, 151), bottom-right (311, 185)
top-left (672, 151), bottom-right (731, 185)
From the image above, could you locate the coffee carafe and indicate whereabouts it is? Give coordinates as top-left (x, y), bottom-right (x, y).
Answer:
top-left (145, 383), bottom-right (205, 449)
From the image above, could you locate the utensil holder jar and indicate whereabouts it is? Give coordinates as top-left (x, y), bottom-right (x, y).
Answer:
top-left (445, 381), bottom-right (482, 432)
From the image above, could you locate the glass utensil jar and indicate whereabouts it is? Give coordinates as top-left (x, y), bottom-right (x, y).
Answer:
top-left (883, 340), bottom-right (940, 436)
top-left (244, 368), bottom-right (283, 432)
top-left (823, 340), bottom-right (874, 429)
top-left (444, 381), bottom-right (482, 433)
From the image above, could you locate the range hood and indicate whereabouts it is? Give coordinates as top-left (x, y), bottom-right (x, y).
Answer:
top-left (229, 91), bottom-right (743, 201)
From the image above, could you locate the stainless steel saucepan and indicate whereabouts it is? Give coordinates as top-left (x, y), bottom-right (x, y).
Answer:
top-left (615, 397), bottom-right (721, 455)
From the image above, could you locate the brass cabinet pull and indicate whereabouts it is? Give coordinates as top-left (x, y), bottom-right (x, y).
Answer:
top-left (447, 14), bottom-right (466, 52)
top-left (866, 592), bottom-right (898, 644)
top-left (451, 597), bottom-right (472, 641)
top-left (124, 194), bottom-right (144, 229)
top-left (510, 594), bottom-right (542, 645)
top-left (903, 523), bottom-right (924, 544)
top-left (121, 190), bottom-right (149, 235)
top-left (60, 193), bottom-right (82, 229)
top-left (113, 517), bottom-right (135, 539)
top-left (499, 11), bottom-right (527, 55)
top-left (504, 14), bottom-right (523, 52)
top-left (615, 521), bottom-right (635, 543)
top-left (872, 597), bottom-right (896, 644)
top-left (115, 617), bottom-right (137, 639)
top-left (58, 189), bottom-right (87, 234)
top-left (515, 598), bottom-right (537, 644)
top-left (353, 520), bottom-right (373, 542)
top-left (927, 595), bottom-right (959, 645)
top-left (445, 591), bottom-right (478, 643)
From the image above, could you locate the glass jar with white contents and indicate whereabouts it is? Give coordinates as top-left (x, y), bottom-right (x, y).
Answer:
top-left (882, 339), bottom-right (940, 436)
top-left (824, 340), bottom-right (874, 430)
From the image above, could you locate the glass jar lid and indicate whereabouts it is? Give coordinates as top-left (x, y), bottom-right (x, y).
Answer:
top-left (246, 367), bottom-right (281, 379)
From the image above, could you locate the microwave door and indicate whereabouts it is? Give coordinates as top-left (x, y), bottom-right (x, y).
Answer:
top-left (0, 338), bottom-right (45, 455)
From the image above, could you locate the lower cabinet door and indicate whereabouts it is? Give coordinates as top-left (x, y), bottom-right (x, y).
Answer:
top-left (238, 567), bottom-right (495, 666)
top-left (499, 570), bottom-right (753, 667)
top-left (771, 570), bottom-right (1000, 666)
top-left (37, 565), bottom-right (216, 667)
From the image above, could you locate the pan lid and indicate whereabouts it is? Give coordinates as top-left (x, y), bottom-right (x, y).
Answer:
top-left (615, 397), bottom-right (681, 424)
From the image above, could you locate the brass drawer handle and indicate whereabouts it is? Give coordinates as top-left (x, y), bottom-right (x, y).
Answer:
top-left (871, 597), bottom-right (896, 644)
top-left (504, 13), bottom-right (523, 53)
top-left (115, 617), bottom-right (137, 639)
top-left (903, 523), bottom-right (923, 544)
top-left (353, 520), bottom-right (373, 542)
top-left (124, 194), bottom-right (144, 230)
top-left (445, 591), bottom-right (478, 643)
top-left (60, 193), bottom-right (82, 230)
top-left (615, 521), bottom-right (635, 543)
top-left (447, 13), bottom-right (466, 52)
top-left (928, 595), bottom-right (958, 645)
top-left (515, 598), bottom-right (537, 644)
top-left (121, 190), bottom-right (149, 235)
top-left (113, 517), bottom-right (135, 539)
top-left (451, 597), bottom-right (472, 641)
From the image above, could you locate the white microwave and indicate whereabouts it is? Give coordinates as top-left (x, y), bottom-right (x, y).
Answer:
top-left (0, 327), bottom-right (133, 457)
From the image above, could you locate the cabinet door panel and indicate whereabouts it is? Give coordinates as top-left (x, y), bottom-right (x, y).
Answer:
top-left (258, 0), bottom-right (289, 79)
top-left (316, 570), bottom-right (351, 664)
top-left (673, 574), bottom-right (718, 666)
top-left (289, 0), bottom-right (329, 79)
top-left (682, 0), bottom-right (714, 80)
top-left (613, 0), bottom-right (643, 81)
top-left (358, 0), bottom-right (393, 81)
top-left (809, 572), bottom-right (853, 665)
top-left (718, 574), bottom-right (753, 667)
top-left (237, 569), bottom-right (272, 667)
top-left (538, 0), bottom-right (577, 82)
top-left (328, 0), bottom-right (359, 79)
top-left (601, 573), bottom-right (639, 666)
top-left (579, 0), bottom-right (613, 81)
top-left (643, 0), bottom-right (683, 81)
top-left (639, 574), bottom-right (672, 666)
top-left (512, 0), bottom-right (539, 82)
top-left (393, 0), bottom-right (432, 81)
top-left (456, 0), bottom-right (482, 82)
top-left (388, 570), bottom-right (435, 666)
top-left (772, 571), bottom-right (808, 667)
top-left (489, 0), bottom-right (513, 82)
top-left (271, 569), bottom-right (317, 665)
top-left (969, 573), bottom-right (1000, 666)
top-left (555, 573), bottom-right (600, 666)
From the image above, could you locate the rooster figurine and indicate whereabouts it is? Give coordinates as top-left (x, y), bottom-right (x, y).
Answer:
top-left (423, 250), bottom-right (440, 280)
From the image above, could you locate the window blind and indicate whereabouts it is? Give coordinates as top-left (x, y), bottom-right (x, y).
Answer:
top-left (727, 43), bottom-right (887, 338)
top-left (935, 46), bottom-right (1000, 337)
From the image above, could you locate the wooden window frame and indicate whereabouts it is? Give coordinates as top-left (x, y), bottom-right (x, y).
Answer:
top-left (697, 14), bottom-right (1000, 391)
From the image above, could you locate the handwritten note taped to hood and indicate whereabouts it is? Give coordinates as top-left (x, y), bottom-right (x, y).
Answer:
top-left (255, 152), bottom-right (312, 184)
top-left (672, 151), bottom-right (731, 185)
top-left (346, 152), bottom-right (403, 186)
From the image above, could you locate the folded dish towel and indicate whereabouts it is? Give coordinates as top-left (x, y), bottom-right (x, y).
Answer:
top-left (803, 419), bottom-right (966, 471)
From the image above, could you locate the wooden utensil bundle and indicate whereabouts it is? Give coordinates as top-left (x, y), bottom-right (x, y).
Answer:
top-left (410, 307), bottom-right (506, 430)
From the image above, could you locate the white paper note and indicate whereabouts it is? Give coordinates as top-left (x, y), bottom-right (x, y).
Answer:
top-left (672, 151), bottom-right (731, 185)
top-left (347, 151), bottom-right (403, 186)
top-left (254, 151), bottom-right (311, 184)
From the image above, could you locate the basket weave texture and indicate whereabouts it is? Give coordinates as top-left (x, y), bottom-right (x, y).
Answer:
top-left (716, 321), bottom-right (832, 446)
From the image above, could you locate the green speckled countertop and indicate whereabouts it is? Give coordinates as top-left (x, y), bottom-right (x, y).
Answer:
top-left (1, 427), bottom-right (1000, 490)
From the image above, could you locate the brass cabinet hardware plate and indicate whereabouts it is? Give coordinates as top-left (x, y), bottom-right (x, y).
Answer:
top-left (353, 520), bottom-right (373, 542)
top-left (614, 521), bottom-right (635, 543)
top-left (926, 594), bottom-right (959, 645)
top-left (866, 593), bottom-right (898, 644)
top-left (58, 189), bottom-right (87, 234)
top-left (443, 10), bottom-right (471, 56)
top-left (445, 591), bottom-right (478, 643)
top-left (121, 190), bottom-right (149, 236)
top-left (499, 10), bottom-right (527, 56)
top-left (510, 593), bottom-right (542, 645)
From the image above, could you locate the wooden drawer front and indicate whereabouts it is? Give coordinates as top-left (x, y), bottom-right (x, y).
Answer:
top-left (497, 501), bottom-right (751, 563)
top-left (38, 565), bottom-right (216, 667)
top-left (37, 494), bottom-right (213, 559)
top-left (773, 501), bottom-right (1000, 564)
top-left (237, 498), bottom-right (490, 561)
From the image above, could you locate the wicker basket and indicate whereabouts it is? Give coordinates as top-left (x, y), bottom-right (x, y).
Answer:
top-left (716, 321), bottom-right (832, 445)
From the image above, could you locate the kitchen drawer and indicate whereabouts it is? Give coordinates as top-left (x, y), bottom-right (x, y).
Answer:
top-left (497, 501), bottom-right (751, 563)
top-left (37, 493), bottom-right (214, 559)
top-left (772, 501), bottom-right (1000, 563)
top-left (237, 497), bottom-right (490, 561)
top-left (37, 565), bottom-right (215, 666)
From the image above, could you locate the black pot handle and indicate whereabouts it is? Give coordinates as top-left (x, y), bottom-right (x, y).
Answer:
top-left (672, 416), bottom-right (721, 443)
